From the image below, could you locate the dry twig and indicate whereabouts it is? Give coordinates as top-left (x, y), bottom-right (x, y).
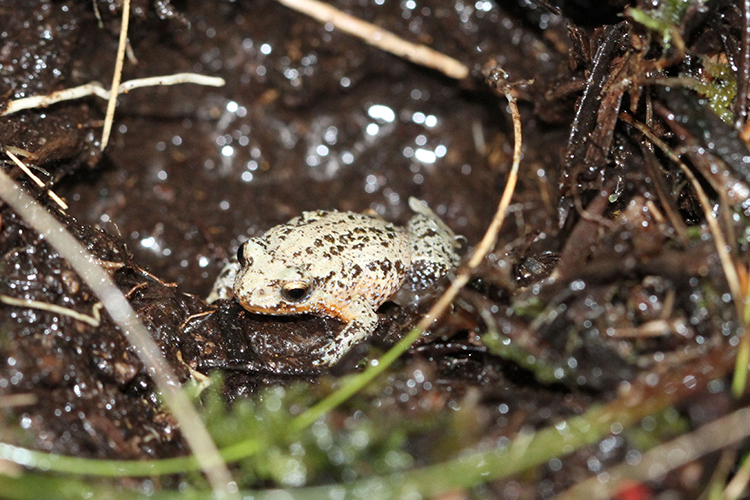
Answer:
top-left (0, 394), bottom-right (38, 409)
top-left (408, 71), bottom-right (523, 354)
top-left (100, 0), bottom-right (131, 151)
top-left (1, 74), bottom-right (226, 117)
top-left (4, 150), bottom-right (68, 210)
top-left (621, 113), bottom-right (744, 317)
top-left (275, 0), bottom-right (469, 80)
top-left (0, 295), bottom-right (102, 327)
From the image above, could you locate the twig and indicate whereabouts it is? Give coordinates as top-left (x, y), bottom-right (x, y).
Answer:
top-left (4, 150), bottom-right (68, 210)
top-left (0, 295), bottom-right (103, 327)
top-left (292, 68), bottom-right (523, 431)
top-left (100, 0), bottom-right (131, 151)
top-left (607, 319), bottom-right (682, 338)
top-left (724, 448), bottom-right (750, 500)
top-left (0, 170), bottom-right (238, 499)
top-left (123, 281), bottom-right (149, 299)
top-left (0, 393), bottom-right (38, 408)
top-left (274, 0), bottom-right (469, 80)
top-left (92, 0), bottom-right (103, 28)
top-left (621, 113), bottom-right (743, 317)
top-left (180, 310), bottom-right (215, 330)
top-left (1, 74), bottom-right (226, 117)
top-left (90, 258), bottom-right (126, 270)
top-left (622, 112), bottom-right (750, 397)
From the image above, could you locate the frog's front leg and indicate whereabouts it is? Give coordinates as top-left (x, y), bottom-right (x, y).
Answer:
top-left (311, 299), bottom-right (378, 366)
top-left (206, 256), bottom-right (241, 303)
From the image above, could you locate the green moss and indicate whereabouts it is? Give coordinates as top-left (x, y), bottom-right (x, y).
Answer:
top-left (688, 59), bottom-right (737, 125)
top-left (198, 372), bottom-right (443, 488)
top-left (625, 407), bottom-right (690, 451)
top-left (482, 329), bottom-right (566, 384)
top-left (629, 0), bottom-right (705, 48)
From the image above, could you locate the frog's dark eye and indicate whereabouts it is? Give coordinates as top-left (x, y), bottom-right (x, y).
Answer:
top-left (237, 244), bottom-right (247, 267)
top-left (281, 281), bottom-right (311, 302)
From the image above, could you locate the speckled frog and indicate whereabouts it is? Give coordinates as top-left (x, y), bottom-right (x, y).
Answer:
top-left (209, 197), bottom-right (460, 366)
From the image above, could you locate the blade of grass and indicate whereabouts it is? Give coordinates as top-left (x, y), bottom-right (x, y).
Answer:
top-left (0, 344), bottom-right (736, 499)
top-left (0, 167), bottom-right (237, 497)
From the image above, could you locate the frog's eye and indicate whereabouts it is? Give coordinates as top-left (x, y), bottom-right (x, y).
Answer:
top-left (281, 281), bottom-right (311, 302)
top-left (237, 244), bottom-right (247, 267)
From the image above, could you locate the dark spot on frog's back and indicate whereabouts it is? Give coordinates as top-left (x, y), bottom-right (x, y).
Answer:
top-left (327, 245), bottom-right (344, 256)
top-left (323, 234), bottom-right (336, 244)
top-left (350, 264), bottom-right (363, 278)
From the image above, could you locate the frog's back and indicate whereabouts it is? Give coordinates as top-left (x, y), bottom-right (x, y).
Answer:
top-left (264, 210), bottom-right (411, 308)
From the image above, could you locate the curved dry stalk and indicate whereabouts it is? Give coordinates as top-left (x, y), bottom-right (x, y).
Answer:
top-left (0, 170), bottom-right (239, 499)
top-left (414, 78), bottom-right (523, 328)
top-left (275, 0), bottom-right (469, 80)
top-left (293, 71), bottom-right (524, 430)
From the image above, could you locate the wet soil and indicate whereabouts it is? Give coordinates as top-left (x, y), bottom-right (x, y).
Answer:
top-left (1, 0), bottom-right (749, 497)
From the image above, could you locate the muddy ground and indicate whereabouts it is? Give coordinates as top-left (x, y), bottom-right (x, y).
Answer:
top-left (1, 0), bottom-right (749, 497)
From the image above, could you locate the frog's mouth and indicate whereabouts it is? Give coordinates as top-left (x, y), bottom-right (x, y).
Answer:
top-left (237, 299), bottom-right (349, 323)
top-left (238, 302), bottom-right (310, 316)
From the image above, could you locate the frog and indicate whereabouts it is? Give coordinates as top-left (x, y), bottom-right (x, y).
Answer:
top-left (208, 197), bottom-right (460, 366)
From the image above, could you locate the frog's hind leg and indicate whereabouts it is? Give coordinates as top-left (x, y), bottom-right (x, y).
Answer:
top-left (312, 302), bottom-right (378, 366)
top-left (406, 197), bottom-right (461, 289)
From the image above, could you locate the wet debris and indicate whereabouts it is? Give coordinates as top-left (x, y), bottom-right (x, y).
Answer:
top-left (0, 0), bottom-right (748, 497)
